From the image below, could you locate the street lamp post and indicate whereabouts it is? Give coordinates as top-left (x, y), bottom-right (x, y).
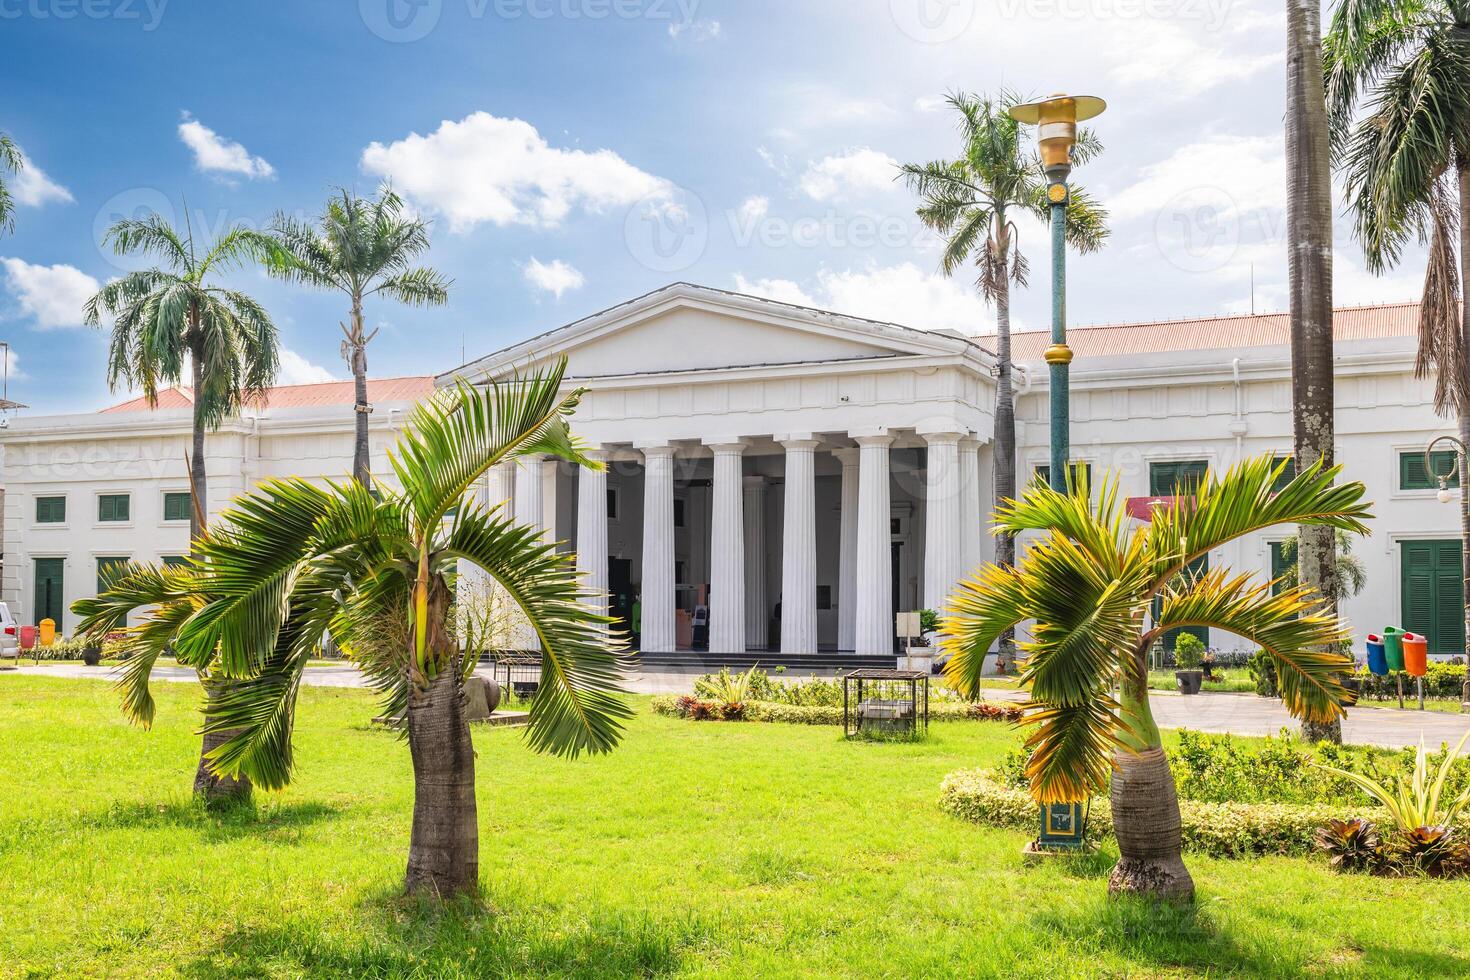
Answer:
top-left (1424, 436), bottom-right (1470, 712)
top-left (1008, 94), bottom-right (1106, 492)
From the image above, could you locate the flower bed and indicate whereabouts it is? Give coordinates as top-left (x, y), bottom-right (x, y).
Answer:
top-left (651, 694), bottom-right (1022, 726)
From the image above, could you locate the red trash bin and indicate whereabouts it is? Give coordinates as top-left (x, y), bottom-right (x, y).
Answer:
top-left (19, 625), bottom-right (36, 650)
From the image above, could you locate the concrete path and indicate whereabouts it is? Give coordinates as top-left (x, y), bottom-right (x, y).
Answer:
top-left (11, 662), bottom-right (1469, 749)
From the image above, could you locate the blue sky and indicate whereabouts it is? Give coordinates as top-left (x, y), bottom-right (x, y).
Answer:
top-left (0, 0), bottom-right (1427, 413)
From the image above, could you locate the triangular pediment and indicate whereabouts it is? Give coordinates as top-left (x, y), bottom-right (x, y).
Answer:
top-left (446, 283), bottom-right (983, 384)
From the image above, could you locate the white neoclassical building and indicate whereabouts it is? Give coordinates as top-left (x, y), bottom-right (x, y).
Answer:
top-left (1, 282), bottom-right (1465, 663)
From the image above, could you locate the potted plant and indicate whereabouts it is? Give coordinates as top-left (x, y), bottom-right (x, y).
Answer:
top-left (1174, 633), bottom-right (1205, 695)
top-left (81, 642), bottom-right (102, 666)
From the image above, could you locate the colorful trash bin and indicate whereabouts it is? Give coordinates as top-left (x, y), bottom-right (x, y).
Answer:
top-left (1402, 632), bottom-right (1429, 677)
top-left (19, 624), bottom-right (36, 650)
top-left (1366, 634), bottom-right (1388, 676)
top-left (1383, 626), bottom-right (1406, 672)
top-left (38, 618), bottom-right (55, 647)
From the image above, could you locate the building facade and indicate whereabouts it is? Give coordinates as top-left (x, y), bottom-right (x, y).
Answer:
top-left (0, 377), bottom-right (432, 632)
top-left (1, 283), bottom-right (1464, 660)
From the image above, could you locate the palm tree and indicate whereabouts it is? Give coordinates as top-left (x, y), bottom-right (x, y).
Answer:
top-left (1288, 0), bottom-right (1342, 743)
top-left (901, 90), bottom-right (1109, 667)
top-left (941, 455), bottom-right (1371, 901)
top-left (0, 131), bottom-right (22, 235)
top-left (82, 211), bottom-right (281, 802)
top-left (1325, 0), bottom-right (1470, 699)
top-left (74, 359), bottom-right (629, 897)
top-left (1275, 529), bottom-right (1368, 604)
top-left (268, 187), bottom-right (450, 487)
top-left (84, 211), bottom-right (281, 547)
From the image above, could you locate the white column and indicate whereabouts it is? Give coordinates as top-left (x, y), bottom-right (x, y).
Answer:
top-left (779, 437), bottom-right (820, 654)
top-left (833, 447), bottom-right (860, 652)
top-left (639, 445), bottom-right (676, 653)
top-left (488, 461), bottom-right (516, 518)
top-left (743, 476), bottom-right (767, 650)
top-left (515, 455), bottom-right (545, 539)
top-left (923, 431), bottom-right (964, 611)
top-left (576, 449), bottom-right (609, 611)
top-left (706, 440), bottom-right (747, 654)
top-left (854, 432), bottom-right (894, 657)
top-left (959, 437), bottom-right (982, 581)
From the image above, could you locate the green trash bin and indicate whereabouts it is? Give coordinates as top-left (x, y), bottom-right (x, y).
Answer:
top-left (1383, 626), bottom-right (1406, 672)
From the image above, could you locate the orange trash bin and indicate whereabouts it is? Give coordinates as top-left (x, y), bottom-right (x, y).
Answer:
top-left (1402, 632), bottom-right (1429, 677)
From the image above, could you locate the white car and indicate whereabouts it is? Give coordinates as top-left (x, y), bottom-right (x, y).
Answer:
top-left (0, 602), bottom-right (18, 661)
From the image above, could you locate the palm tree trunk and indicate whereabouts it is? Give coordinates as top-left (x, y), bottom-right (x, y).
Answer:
top-left (351, 296), bottom-right (371, 488)
top-left (193, 676), bottom-right (252, 804)
top-left (405, 576), bottom-right (479, 898)
top-left (1108, 663), bottom-right (1194, 901)
top-left (188, 341), bottom-right (208, 550)
top-left (1287, 0), bottom-right (1341, 744)
top-left (1458, 157), bottom-right (1470, 710)
top-left (994, 260), bottom-right (1018, 670)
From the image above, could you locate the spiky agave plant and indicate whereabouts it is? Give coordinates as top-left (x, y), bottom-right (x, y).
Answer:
top-left (75, 357), bottom-right (630, 898)
top-left (941, 455), bottom-right (1372, 901)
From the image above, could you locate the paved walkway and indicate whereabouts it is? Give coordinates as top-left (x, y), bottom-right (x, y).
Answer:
top-left (11, 662), bottom-right (1469, 749)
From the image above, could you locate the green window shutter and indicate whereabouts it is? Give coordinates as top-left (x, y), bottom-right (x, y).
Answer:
top-left (1269, 541), bottom-right (1290, 594)
top-left (1036, 462), bottom-right (1092, 490)
top-left (34, 558), bottom-right (64, 624)
top-left (1434, 541), bottom-right (1465, 655)
top-left (1401, 450), bottom-right (1459, 491)
top-left (35, 496), bottom-right (66, 523)
top-left (1150, 460), bottom-right (1207, 496)
top-left (96, 556), bottom-right (130, 593)
top-left (163, 492), bottom-right (191, 522)
top-left (1153, 554), bottom-right (1210, 650)
top-left (1271, 457), bottom-right (1297, 493)
top-left (161, 555), bottom-right (189, 568)
top-left (98, 494), bottom-right (130, 522)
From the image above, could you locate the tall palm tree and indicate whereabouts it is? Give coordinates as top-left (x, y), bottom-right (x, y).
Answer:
top-left (901, 90), bottom-right (1109, 667)
top-left (75, 359), bottom-right (629, 898)
top-left (1325, 0), bottom-right (1470, 696)
top-left (83, 211), bottom-right (281, 802)
top-left (268, 187), bottom-right (450, 487)
top-left (1288, 0), bottom-right (1343, 743)
top-left (942, 455), bottom-right (1370, 901)
top-left (84, 211), bottom-right (282, 547)
top-left (0, 131), bottom-right (22, 235)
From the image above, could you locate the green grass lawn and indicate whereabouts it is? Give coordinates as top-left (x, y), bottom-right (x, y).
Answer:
top-left (1147, 668), bottom-right (1257, 694)
top-left (4, 676), bottom-right (1470, 978)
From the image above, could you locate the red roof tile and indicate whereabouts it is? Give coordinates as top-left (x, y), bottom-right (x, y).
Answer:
top-left (983, 302), bottom-right (1425, 362)
top-left (101, 376), bottom-right (435, 414)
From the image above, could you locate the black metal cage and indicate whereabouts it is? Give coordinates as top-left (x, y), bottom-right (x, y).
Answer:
top-left (491, 653), bottom-right (542, 703)
top-left (842, 669), bottom-right (929, 739)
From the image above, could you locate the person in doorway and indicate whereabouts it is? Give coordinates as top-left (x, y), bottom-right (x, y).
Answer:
top-left (692, 586), bottom-right (709, 651)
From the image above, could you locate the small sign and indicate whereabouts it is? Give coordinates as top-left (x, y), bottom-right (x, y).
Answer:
top-left (895, 612), bottom-right (922, 638)
top-left (1038, 802), bottom-right (1088, 849)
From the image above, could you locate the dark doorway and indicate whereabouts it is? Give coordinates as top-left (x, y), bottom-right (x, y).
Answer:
top-left (891, 541), bottom-right (903, 652)
top-left (608, 557), bottom-right (633, 642)
top-left (34, 557), bottom-right (63, 627)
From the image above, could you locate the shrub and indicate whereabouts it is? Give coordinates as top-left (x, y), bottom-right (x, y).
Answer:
top-left (1352, 660), bottom-right (1465, 701)
top-left (939, 769), bottom-right (1383, 858)
top-left (1173, 632), bottom-right (1205, 671)
top-left (1315, 818), bottom-right (1382, 872)
top-left (652, 695), bottom-right (1022, 726)
top-left (1248, 650), bottom-right (1278, 697)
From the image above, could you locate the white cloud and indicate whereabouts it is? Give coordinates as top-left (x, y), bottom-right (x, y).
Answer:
top-left (914, 94), bottom-right (947, 114)
top-left (799, 148), bottom-right (899, 201)
top-left (735, 262), bottom-right (995, 334)
top-left (735, 195), bottom-right (769, 224)
top-left (668, 19), bottom-right (721, 41)
top-left (1, 347), bottom-right (26, 382)
top-left (1104, 13), bottom-right (1280, 100)
top-left (361, 111), bottom-right (670, 232)
top-left (1110, 135), bottom-right (1284, 226)
top-left (276, 349), bottom-right (337, 386)
top-left (0, 257), bottom-right (100, 329)
top-left (522, 257), bottom-right (586, 299)
top-left (9, 150), bottom-right (72, 207)
top-left (178, 113), bottom-right (276, 180)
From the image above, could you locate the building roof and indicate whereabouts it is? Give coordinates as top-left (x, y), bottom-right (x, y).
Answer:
top-left (984, 302), bottom-right (1423, 362)
top-left (100, 376), bottom-right (436, 414)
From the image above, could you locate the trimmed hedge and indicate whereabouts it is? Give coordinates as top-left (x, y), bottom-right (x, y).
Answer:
top-left (651, 695), bottom-right (1022, 726)
top-left (938, 769), bottom-right (1400, 858)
